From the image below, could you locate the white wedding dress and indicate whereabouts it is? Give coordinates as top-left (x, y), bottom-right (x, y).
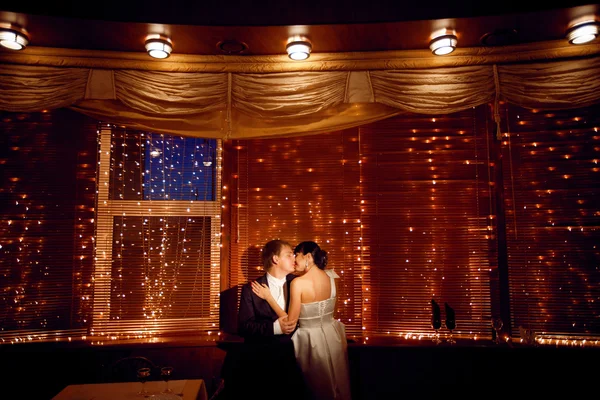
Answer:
top-left (291, 270), bottom-right (352, 400)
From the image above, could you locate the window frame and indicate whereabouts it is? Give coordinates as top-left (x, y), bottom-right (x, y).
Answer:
top-left (92, 126), bottom-right (222, 335)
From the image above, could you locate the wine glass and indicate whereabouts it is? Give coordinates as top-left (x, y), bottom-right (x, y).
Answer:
top-left (431, 300), bottom-right (442, 344)
top-left (432, 317), bottom-right (442, 344)
top-left (492, 317), bottom-right (503, 344)
top-left (161, 366), bottom-right (174, 393)
top-left (137, 367), bottom-right (151, 397)
top-left (445, 302), bottom-right (456, 344)
top-left (445, 318), bottom-right (456, 344)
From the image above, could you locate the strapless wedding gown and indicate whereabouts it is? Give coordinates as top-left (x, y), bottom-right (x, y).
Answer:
top-left (291, 270), bottom-right (352, 400)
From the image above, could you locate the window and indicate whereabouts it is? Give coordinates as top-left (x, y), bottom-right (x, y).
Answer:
top-left (358, 108), bottom-right (494, 337)
top-left (225, 106), bottom-right (496, 340)
top-left (2, 104), bottom-right (598, 344)
top-left (501, 103), bottom-right (600, 339)
top-left (93, 126), bottom-right (221, 336)
top-left (0, 109), bottom-right (97, 341)
top-left (225, 104), bottom-right (600, 343)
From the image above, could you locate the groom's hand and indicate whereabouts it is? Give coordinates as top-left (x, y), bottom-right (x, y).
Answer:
top-left (278, 316), bottom-right (296, 334)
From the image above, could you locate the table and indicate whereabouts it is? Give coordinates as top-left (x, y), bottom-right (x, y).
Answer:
top-left (52, 379), bottom-right (207, 400)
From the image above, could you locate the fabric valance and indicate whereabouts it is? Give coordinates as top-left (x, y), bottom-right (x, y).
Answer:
top-left (1, 41), bottom-right (599, 139)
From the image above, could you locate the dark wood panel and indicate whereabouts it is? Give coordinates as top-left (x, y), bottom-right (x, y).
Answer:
top-left (1, 0), bottom-right (595, 26)
top-left (0, 3), bottom-right (598, 56)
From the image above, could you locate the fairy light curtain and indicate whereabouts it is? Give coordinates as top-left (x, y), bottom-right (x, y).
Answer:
top-left (0, 109), bottom-right (97, 341)
top-left (0, 109), bottom-right (222, 342)
top-left (357, 107), bottom-right (494, 339)
top-left (93, 127), bottom-right (221, 337)
top-left (500, 102), bottom-right (600, 340)
top-left (1, 104), bottom-right (599, 343)
top-left (224, 131), bottom-right (362, 336)
top-left (224, 106), bottom-right (496, 340)
top-left (2, 42), bottom-right (600, 343)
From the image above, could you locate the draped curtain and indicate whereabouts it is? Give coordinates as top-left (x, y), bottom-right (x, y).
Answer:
top-left (1, 41), bottom-right (600, 139)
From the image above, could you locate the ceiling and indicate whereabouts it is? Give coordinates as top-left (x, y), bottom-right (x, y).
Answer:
top-left (0, 1), bottom-right (598, 57)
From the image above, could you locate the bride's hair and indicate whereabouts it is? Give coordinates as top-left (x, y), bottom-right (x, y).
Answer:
top-left (294, 241), bottom-right (328, 270)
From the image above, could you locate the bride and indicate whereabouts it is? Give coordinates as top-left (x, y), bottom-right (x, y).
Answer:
top-left (252, 240), bottom-right (352, 400)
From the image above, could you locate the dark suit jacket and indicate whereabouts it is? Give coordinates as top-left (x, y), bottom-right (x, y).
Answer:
top-left (228, 273), bottom-right (305, 400)
top-left (237, 273), bottom-right (295, 343)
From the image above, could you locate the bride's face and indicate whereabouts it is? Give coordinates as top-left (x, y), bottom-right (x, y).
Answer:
top-left (294, 252), bottom-right (309, 274)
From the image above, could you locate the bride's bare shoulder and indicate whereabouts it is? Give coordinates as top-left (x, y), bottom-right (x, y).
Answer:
top-left (291, 275), bottom-right (310, 286)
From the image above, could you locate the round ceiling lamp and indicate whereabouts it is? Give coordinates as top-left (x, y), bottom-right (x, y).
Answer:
top-left (0, 23), bottom-right (29, 51)
top-left (429, 33), bottom-right (458, 56)
top-left (286, 37), bottom-right (312, 61)
top-left (144, 34), bottom-right (173, 59)
top-left (566, 20), bottom-right (599, 45)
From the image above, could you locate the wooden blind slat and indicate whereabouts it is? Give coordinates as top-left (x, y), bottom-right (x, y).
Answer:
top-left (502, 103), bottom-right (600, 338)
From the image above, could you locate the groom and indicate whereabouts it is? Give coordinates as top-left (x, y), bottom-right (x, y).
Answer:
top-left (233, 239), bottom-right (305, 399)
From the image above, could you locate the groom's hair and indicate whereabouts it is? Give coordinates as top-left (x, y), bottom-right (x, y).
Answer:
top-left (261, 239), bottom-right (291, 271)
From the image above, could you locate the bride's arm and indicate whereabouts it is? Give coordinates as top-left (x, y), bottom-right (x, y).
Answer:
top-left (251, 281), bottom-right (287, 318)
top-left (286, 279), bottom-right (302, 323)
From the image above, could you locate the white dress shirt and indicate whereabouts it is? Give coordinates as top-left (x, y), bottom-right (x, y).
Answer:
top-left (266, 273), bottom-right (287, 335)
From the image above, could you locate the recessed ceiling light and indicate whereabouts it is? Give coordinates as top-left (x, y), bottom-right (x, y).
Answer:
top-left (0, 23), bottom-right (29, 51)
top-left (144, 34), bottom-right (173, 59)
top-left (286, 37), bottom-right (312, 61)
top-left (566, 20), bottom-right (599, 45)
top-left (429, 33), bottom-right (458, 56)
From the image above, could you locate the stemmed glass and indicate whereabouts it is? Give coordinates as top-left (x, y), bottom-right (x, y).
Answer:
top-left (445, 302), bottom-right (456, 344)
top-left (445, 318), bottom-right (456, 344)
top-left (431, 299), bottom-right (442, 344)
top-left (161, 366), bottom-right (174, 393)
top-left (492, 317), bottom-right (503, 344)
top-left (432, 317), bottom-right (442, 344)
top-left (137, 367), bottom-right (151, 397)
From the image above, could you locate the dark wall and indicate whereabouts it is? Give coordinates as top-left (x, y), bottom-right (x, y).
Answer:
top-left (1, 340), bottom-right (597, 399)
top-left (0, 341), bottom-right (227, 399)
top-left (348, 344), bottom-right (598, 398)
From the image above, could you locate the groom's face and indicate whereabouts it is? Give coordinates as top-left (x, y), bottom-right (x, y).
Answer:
top-left (277, 245), bottom-right (296, 275)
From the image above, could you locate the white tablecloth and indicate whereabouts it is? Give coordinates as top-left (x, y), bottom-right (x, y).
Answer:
top-left (52, 379), bottom-right (207, 400)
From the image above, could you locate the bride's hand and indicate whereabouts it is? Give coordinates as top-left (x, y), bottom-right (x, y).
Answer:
top-left (251, 281), bottom-right (272, 300)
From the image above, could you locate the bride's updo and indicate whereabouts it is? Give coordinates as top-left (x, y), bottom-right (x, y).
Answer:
top-left (294, 241), bottom-right (328, 270)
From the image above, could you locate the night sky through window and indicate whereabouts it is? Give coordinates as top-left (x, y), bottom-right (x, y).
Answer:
top-left (143, 135), bottom-right (216, 201)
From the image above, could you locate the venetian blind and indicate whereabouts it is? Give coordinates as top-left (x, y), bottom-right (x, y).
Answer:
top-left (0, 109), bottom-right (97, 341)
top-left (94, 128), bottom-right (221, 337)
top-left (226, 106), bottom-right (497, 340)
top-left (501, 103), bottom-right (600, 340)
top-left (226, 132), bottom-right (363, 337)
top-left (357, 106), bottom-right (495, 338)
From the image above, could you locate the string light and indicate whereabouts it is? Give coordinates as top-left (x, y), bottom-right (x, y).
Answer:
top-left (2, 106), bottom-right (599, 346)
top-left (104, 131), bottom-right (220, 335)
